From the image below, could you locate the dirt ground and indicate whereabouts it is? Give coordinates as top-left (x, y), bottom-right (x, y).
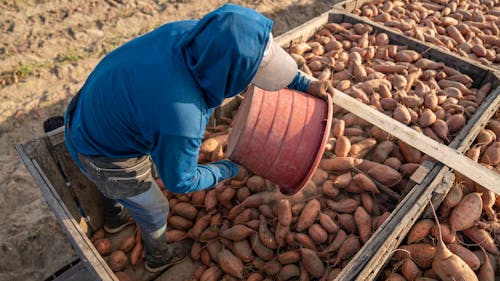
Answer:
top-left (0, 0), bottom-right (339, 280)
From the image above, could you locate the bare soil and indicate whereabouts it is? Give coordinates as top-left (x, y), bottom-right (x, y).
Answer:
top-left (0, 0), bottom-right (338, 280)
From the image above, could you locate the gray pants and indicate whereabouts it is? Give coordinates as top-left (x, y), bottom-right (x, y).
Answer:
top-left (79, 154), bottom-right (169, 234)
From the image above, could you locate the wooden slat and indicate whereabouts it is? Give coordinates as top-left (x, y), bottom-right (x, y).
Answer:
top-left (52, 142), bottom-right (104, 231)
top-left (331, 88), bottom-right (500, 193)
top-left (16, 144), bottom-right (116, 281)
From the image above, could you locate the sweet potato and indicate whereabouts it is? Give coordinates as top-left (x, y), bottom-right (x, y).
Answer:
top-left (232, 208), bottom-right (254, 225)
top-left (371, 141), bottom-right (394, 163)
top-left (332, 172), bottom-right (352, 188)
top-left (320, 157), bottom-right (363, 171)
top-left (294, 233), bottom-right (318, 252)
top-left (354, 206), bottom-right (372, 243)
top-left (308, 224), bottom-right (328, 244)
top-left (320, 229), bottom-right (347, 257)
top-left (398, 140), bottom-right (422, 164)
top-left (477, 247), bottom-right (495, 281)
top-left (217, 249), bottom-right (244, 279)
top-left (250, 233), bottom-right (274, 261)
top-left (432, 220), bottom-right (478, 280)
top-left (350, 138), bottom-right (377, 157)
top-left (334, 136), bottom-right (351, 157)
top-left (367, 164), bottom-right (402, 187)
top-left (352, 173), bottom-right (379, 193)
top-left (384, 157), bottom-right (402, 170)
top-left (319, 212), bottom-right (338, 234)
top-left (246, 273), bottom-right (264, 281)
top-left (232, 240), bottom-right (253, 263)
top-left (200, 266), bottom-right (222, 281)
top-left (439, 183), bottom-right (463, 217)
top-left (274, 224), bottom-right (288, 248)
top-left (430, 223), bottom-right (456, 244)
top-left (169, 215), bottom-right (193, 230)
top-left (401, 258), bottom-right (421, 281)
top-left (462, 226), bottom-right (500, 255)
top-left (393, 104), bottom-right (412, 125)
top-left (334, 235), bottom-right (361, 266)
top-left (300, 248), bottom-right (325, 278)
top-left (394, 244), bottom-right (436, 269)
top-left (431, 119), bottom-right (449, 142)
top-left (296, 199), bottom-right (321, 231)
top-left (167, 229), bottom-right (186, 243)
top-left (91, 229), bottom-right (105, 242)
top-left (332, 119), bottom-right (345, 138)
top-left (258, 215), bottom-right (278, 249)
top-left (449, 192), bottom-right (482, 232)
top-left (191, 190), bottom-right (206, 206)
top-left (480, 142), bottom-right (500, 165)
top-left (130, 239), bottom-right (143, 266)
top-left (241, 192), bottom-right (279, 208)
top-left (321, 180), bottom-right (340, 198)
top-left (327, 198), bottom-right (359, 213)
top-left (109, 250), bottom-right (127, 271)
top-left (118, 234), bottom-right (135, 253)
top-left (247, 175), bottom-right (265, 193)
top-left (204, 189), bottom-right (218, 212)
top-left (446, 114), bottom-right (466, 134)
top-left (447, 243), bottom-right (480, 271)
top-left (407, 219), bottom-right (434, 244)
top-left (94, 238), bottom-right (113, 256)
top-left (276, 199), bottom-right (292, 226)
top-left (221, 225), bottom-right (254, 241)
top-left (278, 251), bottom-right (301, 265)
top-left (279, 264), bottom-right (300, 281)
top-left (189, 213), bottom-right (211, 239)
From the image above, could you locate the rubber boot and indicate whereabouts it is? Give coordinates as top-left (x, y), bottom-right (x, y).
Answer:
top-left (143, 224), bottom-right (193, 273)
top-left (103, 197), bottom-right (133, 233)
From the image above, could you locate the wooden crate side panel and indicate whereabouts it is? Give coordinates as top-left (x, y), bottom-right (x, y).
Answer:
top-left (29, 138), bottom-right (87, 232)
top-left (275, 11), bottom-right (330, 47)
top-left (16, 145), bottom-right (116, 281)
top-left (51, 141), bottom-right (104, 231)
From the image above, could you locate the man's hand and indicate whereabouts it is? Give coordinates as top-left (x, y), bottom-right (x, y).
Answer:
top-left (306, 80), bottom-right (335, 101)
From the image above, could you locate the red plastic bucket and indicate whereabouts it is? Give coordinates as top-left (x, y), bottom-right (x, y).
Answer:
top-left (227, 85), bottom-right (332, 195)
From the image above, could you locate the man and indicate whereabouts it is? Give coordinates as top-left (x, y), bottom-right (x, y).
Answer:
top-left (65, 4), bottom-right (332, 272)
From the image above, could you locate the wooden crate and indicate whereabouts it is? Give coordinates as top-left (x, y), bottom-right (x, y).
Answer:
top-left (334, 0), bottom-right (500, 71)
top-left (16, 10), bottom-right (500, 281)
top-left (275, 10), bottom-right (500, 281)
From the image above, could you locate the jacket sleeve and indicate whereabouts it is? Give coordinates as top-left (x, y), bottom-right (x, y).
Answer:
top-left (150, 134), bottom-right (240, 194)
top-left (287, 71), bottom-right (311, 92)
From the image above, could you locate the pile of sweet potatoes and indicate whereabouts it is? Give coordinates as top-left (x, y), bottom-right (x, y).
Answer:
top-left (351, 0), bottom-right (500, 67)
top-left (380, 111), bottom-right (500, 281)
top-left (288, 22), bottom-right (493, 146)
top-left (90, 21), bottom-right (497, 281)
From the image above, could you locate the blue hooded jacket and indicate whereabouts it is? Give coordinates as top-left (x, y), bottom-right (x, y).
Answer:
top-left (65, 4), bottom-right (310, 194)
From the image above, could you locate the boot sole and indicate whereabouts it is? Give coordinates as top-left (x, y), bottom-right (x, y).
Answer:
top-left (145, 256), bottom-right (189, 273)
top-left (103, 221), bottom-right (134, 234)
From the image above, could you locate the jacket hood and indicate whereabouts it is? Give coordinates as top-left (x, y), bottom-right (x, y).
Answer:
top-left (180, 4), bottom-right (273, 108)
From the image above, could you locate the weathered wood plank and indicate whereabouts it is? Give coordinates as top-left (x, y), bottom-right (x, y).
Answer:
top-left (52, 142), bottom-right (104, 231)
top-left (16, 144), bottom-right (116, 281)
